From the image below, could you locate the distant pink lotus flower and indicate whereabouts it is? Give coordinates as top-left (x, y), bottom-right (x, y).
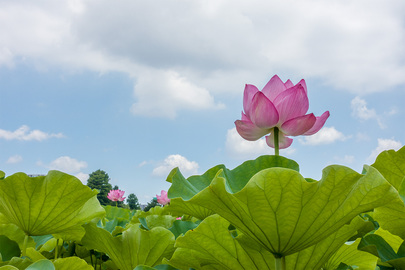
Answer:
top-left (176, 217), bottom-right (182, 220)
top-left (156, 190), bottom-right (170, 205)
top-left (235, 75), bottom-right (329, 150)
top-left (107, 189), bottom-right (126, 202)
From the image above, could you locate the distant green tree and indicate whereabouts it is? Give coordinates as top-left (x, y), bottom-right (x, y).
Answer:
top-left (143, 198), bottom-right (161, 212)
top-left (87, 170), bottom-right (113, 206)
top-left (127, 193), bottom-right (140, 210)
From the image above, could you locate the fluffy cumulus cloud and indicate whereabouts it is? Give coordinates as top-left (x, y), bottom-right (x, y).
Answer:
top-left (152, 154), bottom-right (199, 177)
top-left (42, 156), bottom-right (88, 174)
top-left (0, 125), bottom-right (64, 141)
top-left (1, 0), bottom-right (404, 118)
top-left (225, 128), bottom-right (295, 159)
top-left (351, 97), bottom-right (377, 120)
top-left (299, 127), bottom-right (350, 146)
top-left (350, 96), bottom-right (396, 129)
top-left (75, 172), bottom-right (89, 184)
top-left (130, 70), bottom-right (224, 118)
top-left (6, 155), bottom-right (23, 164)
top-left (367, 138), bottom-right (402, 162)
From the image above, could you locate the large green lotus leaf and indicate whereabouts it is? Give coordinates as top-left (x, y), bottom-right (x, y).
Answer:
top-left (282, 216), bottom-right (370, 269)
top-left (0, 266), bottom-right (19, 270)
top-left (0, 235), bottom-right (20, 261)
top-left (134, 265), bottom-right (177, 270)
top-left (25, 247), bottom-right (47, 262)
top-left (53, 257), bottom-right (93, 270)
top-left (182, 165), bottom-right (397, 256)
top-left (0, 224), bottom-right (35, 250)
top-left (104, 205), bottom-right (133, 221)
top-left (168, 214), bottom-right (274, 270)
top-left (168, 220), bottom-right (199, 239)
top-left (0, 171), bottom-right (105, 236)
top-left (0, 171), bottom-right (4, 180)
top-left (166, 155), bottom-right (299, 219)
top-left (358, 234), bottom-right (405, 269)
top-left (322, 238), bottom-right (377, 269)
top-left (144, 215), bottom-right (176, 230)
top-left (371, 146), bottom-right (405, 189)
top-left (0, 257), bottom-right (32, 269)
top-left (168, 214), bottom-right (365, 270)
top-left (371, 146), bottom-right (405, 239)
top-left (81, 223), bottom-right (175, 270)
top-left (25, 259), bottom-right (55, 270)
top-left (131, 208), bottom-right (177, 230)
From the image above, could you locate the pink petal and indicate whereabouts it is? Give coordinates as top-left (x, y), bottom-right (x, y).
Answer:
top-left (297, 79), bottom-right (307, 93)
top-left (281, 114), bottom-right (316, 136)
top-left (284, 79), bottom-right (294, 89)
top-left (303, 111), bottom-right (330, 135)
top-left (266, 132), bottom-right (293, 149)
top-left (249, 91), bottom-right (279, 129)
top-left (273, 84), bottom-right (309, 124)
top-left (235, 117), bottom-right (270, 141)
top-left (261, 75), bottom-right (287, 102)
top-left (243, 84), bottom-right (259, 118)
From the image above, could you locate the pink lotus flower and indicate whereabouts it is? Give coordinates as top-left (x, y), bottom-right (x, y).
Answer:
top-left (107, 189), bottom-right (126, 202)
top-left (156, 190), bottom-right (170, 205)
top-left (235, 75), bottom-right (329, 149)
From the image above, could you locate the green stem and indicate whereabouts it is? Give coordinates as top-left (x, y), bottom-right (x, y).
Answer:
top-left (55, 238), bottom-right (59, 259)
top-left (22, 234), bottom-right (29, 257)
top-left (275, 256), bottom-right (285, 270)
top-left (274, 127), bottom-right (280, 156)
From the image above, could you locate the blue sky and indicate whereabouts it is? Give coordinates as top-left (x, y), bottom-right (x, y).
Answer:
top-left (1, 0), bottom-right (404, 203)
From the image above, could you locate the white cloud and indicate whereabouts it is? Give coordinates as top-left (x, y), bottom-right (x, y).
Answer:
top-left (42, 156), bottom-right (88, 174)
top-left (130, 70), bottom-right (224, 119)
top-left (299, 127), bottom-right (350, 146)
top-left (351, 96), bottom-right (398, 129)
top-left (152, 154), bottom-right (199, 177)
top-left (0, 0), bottom-right (404, 119)
top-left (225, 128), bottom-right (295, 159)
top-left (75, 172), bottom-right (89, 184)
top-left (334, 155), bottom-right (355, 165)
top-left (367, 138), bottom-right (403, 162)
top-left (0, 125), bottom-right (64, 141)
top-left (351, 96), bottom-right (377, 120)
top-left (138, 161), bottom-right (148, 167)
top-left (6, 155), bottom-right (23, 164)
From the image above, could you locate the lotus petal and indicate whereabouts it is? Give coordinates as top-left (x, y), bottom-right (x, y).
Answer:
top-left (273, 84), bottom-right (309, 124)
top-left (303, 111), bottom-right (330, 135)
top-left (266, 132), bottom-right (293, 149)
top-left (249, 92), bottom-right (279, 129)
top-left (261, 75), bottom-right (287, 101)
top-left (281, 114), bottom-right (316, 136)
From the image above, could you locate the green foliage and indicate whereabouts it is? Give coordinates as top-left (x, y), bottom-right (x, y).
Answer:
top-left (127, 193), bottom-right (141, 210)
top-left (165, 155), bottom-right (299, 219)
top-left (2, 146), bottom-right (405, 269)
top-left (167, 164), bottom-right (397, 257)
top-left (0, 236), bottom-right (20, 261)
top-left (87, 169), bottom-right (113, 206)
top-left (81, 223), bottom-right (175, 270)
top-left (143, 199), bottom-right (161, 212)
top-left (0, 171), bottom-right (105, 238)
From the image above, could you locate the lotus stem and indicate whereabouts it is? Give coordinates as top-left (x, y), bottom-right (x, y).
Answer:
top-left (22, 234), bottom-right (29, 257)
top-left (55, 238), bottom-right (59, 259)
top-left (274, 127), bottom-right (280, 156)
top-left (275, 255), bottom-right (285, 270)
